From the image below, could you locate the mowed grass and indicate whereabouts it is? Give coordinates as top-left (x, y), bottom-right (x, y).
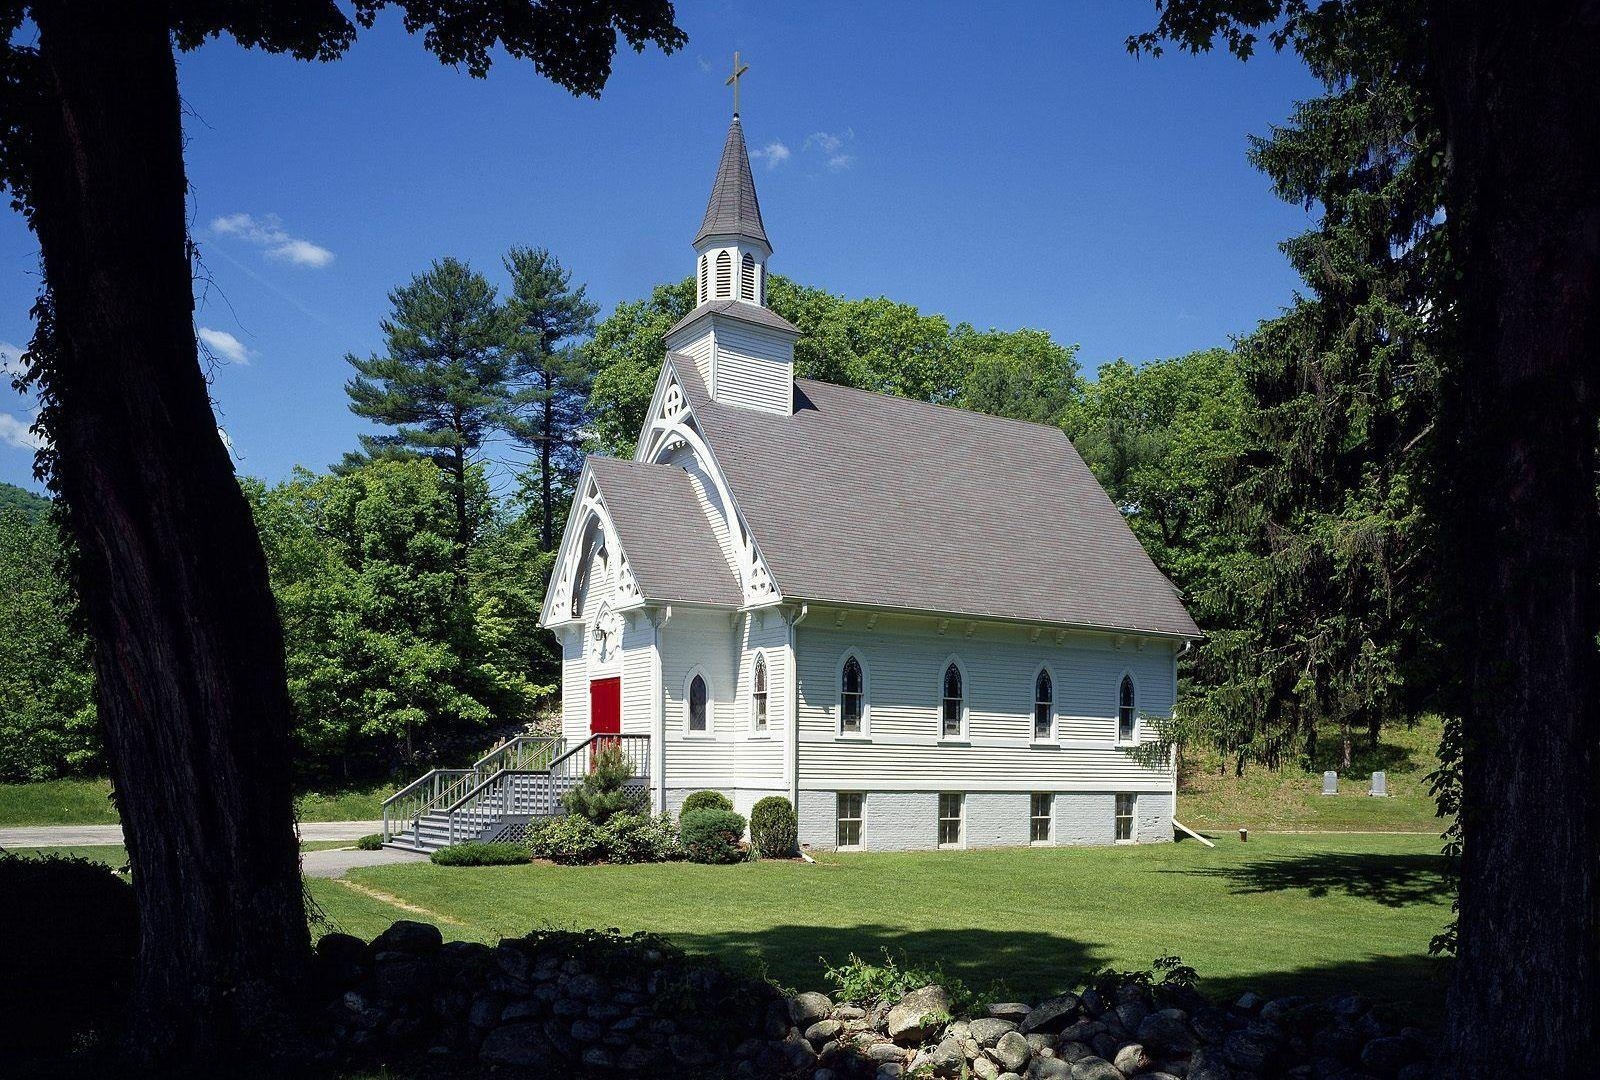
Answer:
top-left (307, 833), bottom-right (1452, 1024)
top-left (0, 777), bottom-right (394, 826)
top-left (6, 839), bottom-right (361, 865)
top-left (1178, 716), bottom-right (1446, 833)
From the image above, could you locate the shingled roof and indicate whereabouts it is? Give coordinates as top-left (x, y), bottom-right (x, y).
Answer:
top-left (587, 456), bottom-right (742, 608)
top-left (664, 297), bottom-right (799, 340)
top-left (693, 116), bottom-right (770, 249)
top-left (668, 356), bottom-right (1201, 639)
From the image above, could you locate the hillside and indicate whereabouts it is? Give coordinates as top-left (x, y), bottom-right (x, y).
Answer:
top-left (0, 481), bottom-right (49, 519)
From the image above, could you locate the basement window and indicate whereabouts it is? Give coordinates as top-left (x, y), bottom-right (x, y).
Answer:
top-left (1115, 793), bottom-right (1136, 842)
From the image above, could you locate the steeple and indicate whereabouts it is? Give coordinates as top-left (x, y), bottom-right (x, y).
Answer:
top-left (694, 116), bottom-right (770, 251)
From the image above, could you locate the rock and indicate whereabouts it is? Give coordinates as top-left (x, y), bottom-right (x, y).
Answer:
top-left (1190, 1007), bottom-right (1233, 1045)
top-left (925, 1037), bottom-right (966, 1077)
top-left (1310, 1020), bottom-right (1360, 1062)
top-left (373, 953), bottom-right (435, 1001)
top-left (479, 1021), bottom-right (551, 1067)
top-left (1360, 1034), bottom-right (1424, 1076)
top-left (1031, 1057), bottom-right (1075, 1079)
top-left (1222, 1025), bottom-right (1281, 1073)
top-left (1056, 1040), bottom-right (1093, 1063)
top-left (1187, 1046), bottom-right (1231, 1080)
top-left (836, 1004), bottom-right (867, 1021)
top-left (792, 991), bottom-right (835, 1028)
top-left (1113, 1043), bottom-right (1153, 1075)
top-left (877, 1066), bottom-right (904, 1080)
top-left (1091, 1033), bottom-right (1121, 1061)
top-left (886, 985), bottom-right (953, 1045)
top-left (1259, 996), bottom-right (1310, 1026)
top-left (1234, 992), bottom-right (1265, 1015)
top-left (1138, 1011), bottom-right (1198, 1054)
top-left (1069, 1056), bottom-right (1125, 1080)
top-left (989, 1030), bottom-right (1032, 1072)
top-left (372, 920), bottom-right (442, 954)
top-left (974, 1056), bottom-right (1002, 1080)
top-left (1021, 994), bottom-right (1083, 1035)
top-left (998, 1074), bottom-right (1025, 1080)
top-left (1116, 1001), bottom-right (1150, 1033)
top-left (808, 1019), bottom-right (844, 1046)
top-left (971, 1017), bottom-right (1021, 1048)
top-left (814, 1070), bottom-right (837, 1080)
top-left (499, 999), bottom-right (540, 1023)
top-left (1060, 1020), bottom-right (1105, 1043)
top-left (1326, 993), bottom-right (1366, 1020)
top-left (867, 1041), bottom-right (907, 1063)
top-left (318, 932), bottom-right (368, 963)
top-left (581, 1045), bottom-right (614, 1069)
top-left (988, 1002), bottom-right (1033, 1024)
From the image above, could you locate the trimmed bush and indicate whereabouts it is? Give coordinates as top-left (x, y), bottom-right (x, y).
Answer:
top-left (679, 807), bottom-right (747, 864)
top-left (680, 789), bottom-right (734, 816)
top-left (527, 815), bottom-right (607, 865)
top-left (355, 833), bottom-right (383, 851)
top-left (563, 743), bottom-right (646, 825)
top-left (1, 853), bottom-right (136, 1055)
top-left (429, 841), bottom-right (532, 866)
top-left (749, 795), bottom-right (799, 858)
top-left (600, 812), bottom-right (683, 863)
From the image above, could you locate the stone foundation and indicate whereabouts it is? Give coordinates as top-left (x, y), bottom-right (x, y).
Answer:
top-left (796, 790), bottom-right (1175, 851)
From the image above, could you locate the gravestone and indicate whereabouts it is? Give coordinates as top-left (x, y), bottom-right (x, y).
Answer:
top-left (1321, 771), bottom-right (1338, 796)
top-left (1369, 771), bottom-right (1388, 797)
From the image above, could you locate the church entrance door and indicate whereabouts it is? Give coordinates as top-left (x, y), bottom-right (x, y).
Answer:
top-left (588, 677), bottom-right (621, 766)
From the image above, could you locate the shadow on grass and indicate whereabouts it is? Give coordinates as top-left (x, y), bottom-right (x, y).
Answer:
top-left (1165, 850), bottom-right (1453, 907)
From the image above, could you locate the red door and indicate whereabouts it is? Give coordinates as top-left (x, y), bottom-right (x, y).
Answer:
top-left (589, 677), bottom-right (621, 764)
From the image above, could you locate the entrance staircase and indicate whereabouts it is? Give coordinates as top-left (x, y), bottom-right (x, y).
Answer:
top-left (381, 734), bottom-right (650, 853)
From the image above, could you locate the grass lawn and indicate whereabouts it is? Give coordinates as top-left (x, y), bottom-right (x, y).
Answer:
top-left (307, 832), bottom-right (1452, 1025)
top-left (6, 839), bottom-right (360, 866)
top-left (0, 777), bottom-right (395, 826)
top-left (1178, 715), bottom-right (1446, 833)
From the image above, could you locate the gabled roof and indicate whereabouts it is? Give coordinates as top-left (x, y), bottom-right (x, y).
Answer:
top-left (587, 456), bottom-right (742, 608)
top-left (667, 356), bottom-right (1201, 639)
top-left (664, 297), bottom-right (800, 340)
top-left (694, 116), bottom-right (770, 249)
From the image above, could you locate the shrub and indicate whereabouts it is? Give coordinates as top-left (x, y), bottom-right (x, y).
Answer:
top-left (600, 812), bottom-right (683, 864)
top-left (355, 833), bottom-right (383, 851)
top-left (822, 949), bottom-right (1009, 1016)
top-left (679, 807), bottom-right (747, 864)
top-left (749, 795), bottom-right (798, 858)
top-left (527, 815), bottom-right (607, 865)
top-left (1, 853), bottom-right (137, 1055)
top-left (563, 743), bottom-right (646, 825)
top-left (680, 789), bottom-right (734, 815)
top-left (429, 841), bottom-right (532, 866)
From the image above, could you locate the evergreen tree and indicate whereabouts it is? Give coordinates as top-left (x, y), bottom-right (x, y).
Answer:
top-left (344, 257), bottom-right (511, 583)
top-left (503, 246), bottom-right (600, 549)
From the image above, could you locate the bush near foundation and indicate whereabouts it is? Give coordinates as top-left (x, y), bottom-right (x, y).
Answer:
top-left (679, 807), bottom-right (747, 864)
top-left (680, 789), bottom-right (734, 815)
top-left (429, 841), bottom-right (533, 866)
top-left (750, 795), bottom-right (799, 858)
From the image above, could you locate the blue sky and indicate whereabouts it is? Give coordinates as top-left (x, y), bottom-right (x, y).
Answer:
top-left (0, 2), bottom-right (1319, 492)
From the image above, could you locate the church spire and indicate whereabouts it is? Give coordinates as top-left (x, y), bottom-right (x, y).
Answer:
top-left (693, 113), bottom-right (770, 251)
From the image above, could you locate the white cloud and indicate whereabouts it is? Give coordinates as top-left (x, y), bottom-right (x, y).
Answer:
top-left (751, 140), bottom-right (791, 170)
top-left (804, 130), bottom-right (856, 171)
top-left (0, 412), bottom-right (46, 451)
top-left (210, 213), bottom-right (334, 268)
top-left (0, 341), bottom-right (25, 380)
top-left (198, 327), bottom-right (252, 365)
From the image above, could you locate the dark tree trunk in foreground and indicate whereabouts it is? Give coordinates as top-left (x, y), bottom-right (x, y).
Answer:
top-left (26, 4), bottom-right (309, 1065)
top-left (1431, 3), bottom-right (1600, 1073)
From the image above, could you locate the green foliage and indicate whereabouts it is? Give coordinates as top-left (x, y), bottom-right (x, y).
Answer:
top-left (249, 460), bottom-right (540, 781)
top-left (677, 807), bottom-right (747, 864)
top-left (680, 789), bottom-right (734, 816)
top-left (525, 814), bottom-right (606, 864)
top-left (429, 841), bottom-right (532, 866)
top-left (0, 507), bottom-right (98, 781)
top-left (822, 949), bottom-right (1008, 1017)
top-left (0, 481), bottom-right (48, 519)
top-left (0, 853), bottom-right (137, 1054)
top-left (527, 811), bottom-right (681, 865)
top-left (562, 743), bottom-right (645, 824)
top-left (749, 795), bottom-right (798, 858)
top-left (1086, 954), bottom-right (1198, 1003)
top-left (355, 833), bottom-right (383, 851)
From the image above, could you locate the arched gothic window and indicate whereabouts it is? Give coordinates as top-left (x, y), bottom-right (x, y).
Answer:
top-left (689, 674), bottom-right (709, 733)
top-left (751, 654), bottom-right (769, 734)
top-left (941, 663), bottom-right (964, 738)
top-left (839, 656), bottom-right (864, 734)
top-left (715, 250), bottom-right (732, 297)
top-left (1118, 675), bottom-right (1137, 743)
top-left (698, 254), bottom-right (709, 304)
top-left (740, 253), bottom-right (757, 301)
top-left (1034, 669), bottom-right (1054, 740)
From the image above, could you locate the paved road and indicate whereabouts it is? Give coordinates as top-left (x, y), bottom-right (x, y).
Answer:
top-left (0, 820), bottom-right (385, 849)
top-left (301, 845), bottom-right (428, 878)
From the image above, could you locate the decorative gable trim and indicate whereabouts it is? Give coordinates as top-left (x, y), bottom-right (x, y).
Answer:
top-left (538, 462), bottom-right (644, 628)
top-left (635, 356), bottom-right (783, 608)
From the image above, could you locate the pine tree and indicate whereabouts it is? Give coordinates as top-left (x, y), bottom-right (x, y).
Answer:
top-left (503, 246), bottom-right (599, 549)
top-left (344, 258), bottom-right (511, 583)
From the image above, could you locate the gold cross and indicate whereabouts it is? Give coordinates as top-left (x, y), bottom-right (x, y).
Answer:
top-left (726, 51), bottom-right (750, 116)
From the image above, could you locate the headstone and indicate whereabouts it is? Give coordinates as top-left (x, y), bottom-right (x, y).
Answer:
top-left (1321, 771), bottom-right (1338, 796)
top-left (1369, 771), bottom-right (1388, 797)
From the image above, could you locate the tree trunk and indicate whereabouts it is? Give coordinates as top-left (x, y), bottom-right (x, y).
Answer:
top-left (541, 369), bottom-right (555, 550)
top-left (1430, 3), bottom-right (1600, 1073)
top-left (451, 440), bottom-right (469, 591)
top-left (24, 5), bottom-right (310, 1065)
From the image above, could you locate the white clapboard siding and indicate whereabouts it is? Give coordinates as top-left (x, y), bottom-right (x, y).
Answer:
top-left (621, 616), bottom-right (654, 736)
top-left (732, 609), bottom-right (788, 787)
top-left (796, 611), bottom-right (1176, 791)
top-left (712, 320), bottom-right (793, 415)
top-left (560, 632), bottom-right (589, 745)
top-left (659, 608), bottom-right (742, 788)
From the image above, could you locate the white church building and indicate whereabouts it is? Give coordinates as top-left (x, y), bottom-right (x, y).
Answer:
top-left (536, 112), bottom-right (1200, 853)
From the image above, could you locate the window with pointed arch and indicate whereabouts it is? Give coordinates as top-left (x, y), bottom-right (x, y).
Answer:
top-left (687, 672), bottom-right (710, 735)
top-left (698, 254), bottom-right (709, 304)
top-left (1117, 674), bottom-right (1137, 744)
top-left (750, 653), bottom-right (769, 735)
top-left (715, 250), bottom-right (732, 297)
top-left (1034, 668), bottom-right (1055, 741)
top-left (839, 655), bottom-right (865, 735)
top-left (940, 663), bottom-right (965, 738)
top-left (740, 253), bottom-right (757, 301)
